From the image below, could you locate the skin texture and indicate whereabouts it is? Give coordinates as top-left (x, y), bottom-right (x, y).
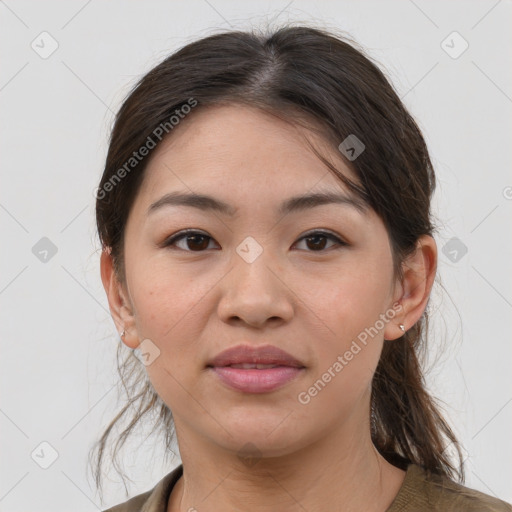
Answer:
top-left (101, 105), bottom-right (437, 512)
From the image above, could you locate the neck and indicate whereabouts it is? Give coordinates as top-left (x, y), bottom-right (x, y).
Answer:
top-left (167, 414), bottom-right (406, 512)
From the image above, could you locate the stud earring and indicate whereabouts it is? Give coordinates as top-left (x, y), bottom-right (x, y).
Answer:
top-left (120, 329), bottom-right (126, 338)
top-left (399, 324), bottom-right (405, 333)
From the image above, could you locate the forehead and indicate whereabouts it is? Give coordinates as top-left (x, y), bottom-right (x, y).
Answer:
top-left (139, 104), bottom-right (360, 199)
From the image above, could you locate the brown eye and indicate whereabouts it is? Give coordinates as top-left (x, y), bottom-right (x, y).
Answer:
top-left (294, 231), bottom-right (347, 252)
top-left (163, 231), bottom-right (217, 251)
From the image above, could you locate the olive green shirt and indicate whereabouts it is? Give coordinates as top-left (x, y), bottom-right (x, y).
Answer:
top-left (103, 463), bottom-right (512, 511)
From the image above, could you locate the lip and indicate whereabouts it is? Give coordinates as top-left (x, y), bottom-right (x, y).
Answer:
top-left (207, 344), bottom-right (306, 394)
top-left (207, 344), bottom-right (305, 368)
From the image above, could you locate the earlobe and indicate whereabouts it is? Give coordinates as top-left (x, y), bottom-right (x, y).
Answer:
top-left (384, 235), bottom-right (437, 341)
top-left (100, 248), bottom-right (139, 349)
top-left (384, 320), bottom-right (407, 342)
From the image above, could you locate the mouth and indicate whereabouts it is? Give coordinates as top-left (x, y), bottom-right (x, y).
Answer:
top-left (206, 344), bottom-right (306, 393)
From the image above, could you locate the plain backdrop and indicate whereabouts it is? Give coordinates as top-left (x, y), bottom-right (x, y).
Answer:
top-left (1, 1), bottom-right (511, 510)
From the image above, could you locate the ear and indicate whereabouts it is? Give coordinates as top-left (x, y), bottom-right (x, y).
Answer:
top-left (100, 248), bottom-right (140, 349)
top-left (383, 234), bottom-right (437, 341)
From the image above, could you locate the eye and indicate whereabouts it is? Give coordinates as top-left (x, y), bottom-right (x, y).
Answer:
top-left (162, 230), bottom-right (218, 252)
top-left (293, 230), bottom-right (347, 252)
top-left (162, 229), bottom-right (347, 253)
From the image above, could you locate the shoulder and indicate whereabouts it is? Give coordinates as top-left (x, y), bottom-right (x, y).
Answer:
top-left (102, 465), bottom-right (183, 512)
top-left (102, 489), bottom-right (153, 512)
top-left (388, 464), bottom-right (512, 512)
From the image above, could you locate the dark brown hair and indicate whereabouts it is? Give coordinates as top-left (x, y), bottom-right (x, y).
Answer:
top-left (91, 23), bottom-right (464, 499)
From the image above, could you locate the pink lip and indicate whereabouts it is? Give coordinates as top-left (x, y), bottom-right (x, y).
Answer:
top-left (207, 344), bottom-right (304, 368)
top-left (207, 344), bottom-right (306, 394)
top-left (210, 366), bottom-right (304, 393)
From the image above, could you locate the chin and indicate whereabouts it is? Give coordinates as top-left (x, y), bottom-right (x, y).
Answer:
top-left (214, 421), bottom-right (306, 458)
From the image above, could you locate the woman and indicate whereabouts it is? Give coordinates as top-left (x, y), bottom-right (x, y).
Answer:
top-left (92, 25), bottom-right (512, 511)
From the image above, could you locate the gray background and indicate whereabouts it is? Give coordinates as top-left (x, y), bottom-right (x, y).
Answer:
top-left (1, 0), bottom-right (511, 510)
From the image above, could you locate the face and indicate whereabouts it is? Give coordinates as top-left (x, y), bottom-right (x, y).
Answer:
top-left (115, 104), bottom-right (403, 459)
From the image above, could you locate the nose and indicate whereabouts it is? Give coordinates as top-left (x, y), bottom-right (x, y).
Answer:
top-left (217, 247), bottom-right (294, 328)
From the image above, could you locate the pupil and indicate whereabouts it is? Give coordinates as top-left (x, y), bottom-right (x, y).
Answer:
top-left (307, 235), bottom-right (326, 250)
top-left (188, 235), bottom-right (208, 251)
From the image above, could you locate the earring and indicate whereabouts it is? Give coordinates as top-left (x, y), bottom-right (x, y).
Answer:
top-left (120, 329), bottom-right (126, 339)
top-left (399, 324), bottom-right (405, 333)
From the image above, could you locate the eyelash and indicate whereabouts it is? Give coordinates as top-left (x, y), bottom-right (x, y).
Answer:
top-left (161, 229), bottom-right (348, 253)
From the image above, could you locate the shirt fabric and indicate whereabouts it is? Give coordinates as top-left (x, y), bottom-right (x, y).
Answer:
top-left (102, 463), bottom-right (512, 512)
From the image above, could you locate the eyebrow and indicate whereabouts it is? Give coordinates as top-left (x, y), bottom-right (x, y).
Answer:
top-left (147, 190), bottom-right (369, 217)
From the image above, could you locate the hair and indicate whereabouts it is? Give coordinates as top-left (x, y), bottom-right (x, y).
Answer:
top-left (91, 23), bottom-right (465, 500)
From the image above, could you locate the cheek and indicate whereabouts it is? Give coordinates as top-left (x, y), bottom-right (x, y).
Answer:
top-left (128, 260), bottom-right (212, 342)
top-left (292, 258), bottom-right (390, 403)
top-left (296, 278), bottom-right (385, 419)
top-left (126, 260), bottom-right (220, 391)
top-left (293, 255), bottom-right (392, 341)
top-left (128, 269), bottom-right (211, 408)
